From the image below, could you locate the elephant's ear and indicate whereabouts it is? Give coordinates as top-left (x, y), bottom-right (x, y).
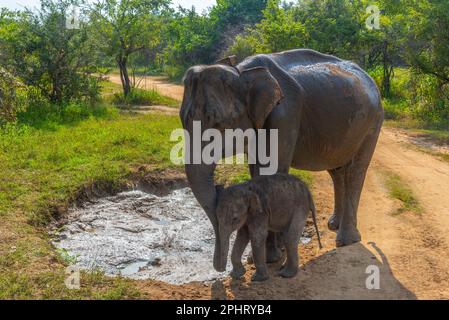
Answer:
top-left (240, 67), bottom-right (284, 129)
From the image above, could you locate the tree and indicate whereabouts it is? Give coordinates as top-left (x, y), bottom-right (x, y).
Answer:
top-left (407, 0), bottom-right (449, 84)
top-left (210, 0), bottom-right (268, 30)
top-left (89, 0), bottom-right (170, 96)
top-left (405, 0), bottom-right (449, 118)
top-left (293, 0), bottom-right (363, 59)
top-left (209, 0), bottom-right (268, 58)
top-left (228, 0), bottom-right (307, 58)
top-left (1, 0), bottom-right (101, 104)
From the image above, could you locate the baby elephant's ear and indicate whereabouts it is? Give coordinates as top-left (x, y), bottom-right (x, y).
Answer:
top-left (248, 191), bottom-right (262, 216)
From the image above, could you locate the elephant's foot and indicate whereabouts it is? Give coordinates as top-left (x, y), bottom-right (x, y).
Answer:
top-left (328, 213), bottom-right (340, 232)
top-left (230, 265), bottom-right (246, 280)
top-left (251, 270), bottom-right (269, 282)
top-left (278, 265), bottom-right (298, 279)
top-left (336, 227), bottom-right (361, 247)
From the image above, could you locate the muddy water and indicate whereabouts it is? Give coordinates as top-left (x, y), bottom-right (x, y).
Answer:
top-left (53, 188), bottom-right (241, 284)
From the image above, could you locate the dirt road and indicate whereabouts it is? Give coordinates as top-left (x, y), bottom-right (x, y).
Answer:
top-left (108, 75), bottom-right (184, 101)
top-left (112, 76), bottom-right (449, 299)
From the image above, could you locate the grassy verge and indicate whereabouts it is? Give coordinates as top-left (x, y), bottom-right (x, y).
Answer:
top-left (111, 88), bottom-right (179, 108)
top-left (380, 170), bottom-right (422, 215)
top-left (385, 120), bottom-right (449, 145)
top-left (0, 113), bottom-right (181, 299)
top-left (100, 80), bottom-right (123, 97)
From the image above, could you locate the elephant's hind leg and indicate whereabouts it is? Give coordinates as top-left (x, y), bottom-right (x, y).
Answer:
top-left (328, 167), bottom-right (346, 231)
top-left (336, 129), bottom-right (381, 247)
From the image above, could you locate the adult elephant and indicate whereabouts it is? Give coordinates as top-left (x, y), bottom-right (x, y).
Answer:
top-left (180, 49), bottom-right (384, 271)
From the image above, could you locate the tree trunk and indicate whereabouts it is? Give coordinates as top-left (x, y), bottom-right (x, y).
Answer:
top-left (117, 54), bottom-right (131, 97)
top-left (382, 41), bottom-right (393, 97)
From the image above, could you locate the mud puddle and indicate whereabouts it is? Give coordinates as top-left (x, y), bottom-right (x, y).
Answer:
top-left (52, 188), bottom-right (240, 284)
top-left (53, 185), bottom-right (314, 285)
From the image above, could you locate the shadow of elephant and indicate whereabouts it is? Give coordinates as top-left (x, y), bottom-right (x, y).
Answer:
top-left (211, 242), bottom-right (416, 300)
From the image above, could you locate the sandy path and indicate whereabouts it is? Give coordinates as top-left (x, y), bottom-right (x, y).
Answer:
top-left (120, 76), bottom-right (449, 299)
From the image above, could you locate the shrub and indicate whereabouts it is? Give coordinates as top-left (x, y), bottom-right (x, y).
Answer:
top-left (16, 87), bottom-right (118, 129)
top-left (0, 68), bottom-right (25, 124)
top-left (111, 88), bottom-right (179, 108)
top-left (407, 73), bottom-right (449, 126)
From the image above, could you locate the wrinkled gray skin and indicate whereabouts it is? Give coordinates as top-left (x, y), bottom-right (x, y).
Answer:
top-left (215, 174), bottom-right (322, 282)
top-left (180, 49), bottom-right (384, 271)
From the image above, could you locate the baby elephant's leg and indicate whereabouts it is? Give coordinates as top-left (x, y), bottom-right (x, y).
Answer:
top-left (231, 226), bottom-right (249, 279)
top-left (279, 211), bottom-right (306, 278)
top-left (249, 227), bottom-right (269, 282)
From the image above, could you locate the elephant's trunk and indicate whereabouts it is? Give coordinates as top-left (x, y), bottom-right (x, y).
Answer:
top-left (217, 226), bottom-right (230, 272)
top-left (184, 163), bottom-right (222, 271)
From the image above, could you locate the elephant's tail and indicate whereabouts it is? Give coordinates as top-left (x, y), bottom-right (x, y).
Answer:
top-left (308, 191), bottom-right (323, 249)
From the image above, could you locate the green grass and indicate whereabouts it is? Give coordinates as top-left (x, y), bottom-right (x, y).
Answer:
top-left (100, 80), bottom-right (123, 97)
top-left (381, 170), bottom-right (422, 215)
top-left (0, 113), bottom-right (181, 225)
top-left (215, 164), bottom-right (313, 187)
top-left (0, 113), bottom-right (182, 299)
top-left (111, 88), bottom-right (179, 108)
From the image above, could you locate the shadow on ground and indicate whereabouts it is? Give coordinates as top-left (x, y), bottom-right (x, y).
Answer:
top-left (211, 242), bottom-right (416, 300)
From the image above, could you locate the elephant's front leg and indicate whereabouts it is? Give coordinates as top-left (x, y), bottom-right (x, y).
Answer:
top-left (248, 227), bottom-right (269, 282)
top-left (249, 164), bottom-right (282, 264)
top-left (248, 123), bottom-right (297, 263)
top-left (231, 226), bottom-right (249, 279)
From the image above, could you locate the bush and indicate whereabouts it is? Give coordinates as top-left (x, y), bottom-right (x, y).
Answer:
top-left (409, 73), bottom-right (449, 125)
top-left (382, 98), bottom-right (410, 120)
top-left (227, 33), bottom-right (258, 61)
top-left (162, 64), bottom-right (186, 83)
top-left (16, 87), bottom-right (118, 129)
top-left (0, 68), bottom-right (25, 124)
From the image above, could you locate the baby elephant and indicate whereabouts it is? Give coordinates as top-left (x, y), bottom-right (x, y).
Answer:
top-left (215, 173), bottom-right (322, 282)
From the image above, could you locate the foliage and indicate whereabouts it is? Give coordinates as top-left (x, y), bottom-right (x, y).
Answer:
top-left (89, 0), bottom-right (171, 95)
top-left (0, 68), bottom-right (25, 124)
top-left (161, 8), bottom-right (217, 80)
top-left (1, 1), bottom-right (102, 104)
top-left (1, 0), bottom-right (448, 125)
top-left (161, 0), bottom-right (268, 80)
top-left (405, 0), bottom-right (449, 121)
top-left (250, 0), bottom-right (308, 53)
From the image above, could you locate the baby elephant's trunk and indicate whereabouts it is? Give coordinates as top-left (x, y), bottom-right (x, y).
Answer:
top-left (216, 226), bottom-right (231, 272)
top-left (308, 191), bottom-right (323, 249)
